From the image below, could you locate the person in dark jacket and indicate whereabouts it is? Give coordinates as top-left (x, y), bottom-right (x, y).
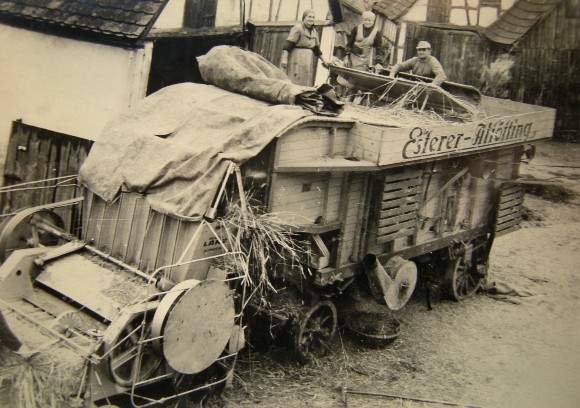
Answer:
top-left (280, 9), bottom-right (330, 86)
top-left (345, 10), bottom-right (386, 71)
top-left (389, 41), bottom-right (447, 86)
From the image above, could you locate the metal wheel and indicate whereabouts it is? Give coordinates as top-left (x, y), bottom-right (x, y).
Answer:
top-left (106, 314), bottom-right (162, 388)
top-left (443, 241), bottom-right (488, 301)
top-left (295, 301), bottom-right (337, 364)
top-left (0, 210), bottom-right (64, 261)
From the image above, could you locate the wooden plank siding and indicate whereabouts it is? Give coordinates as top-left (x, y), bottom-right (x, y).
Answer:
top-left (489, 1), bottom-right (578, 140)
top-left (81, 190), bottom-right (216, 280)
top-left (1, 122), bottom-right (92, 234)
top-left (248, 24), bottom-right (294, 67)
top-left (403, 23), bottom-right (496, 86)
top-left (494, 183), bottom-right (524, 236)
top-left (276, 126), bottom-right (340, 166)
top-left (269, 173), bottom-right (328, 223)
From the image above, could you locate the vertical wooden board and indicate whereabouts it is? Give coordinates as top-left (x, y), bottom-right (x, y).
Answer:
top-left (81, 189), bottom-right (93, 242)
top-left (470, 178), bottom-right (493, 227)
top-left (27, 131), bottom-right (43, 208)
top-left (11, 123), bottom-right (32, 184)
top-left (126, 195), bottom-right (151, 268)
top-left (339, 174), bottom-right (364, 265)
top-left (325, 173), bottom-right (343, 221)
top-left (3, 122), bottom-right (22, 179)
top-left (140, 211), bottom-right (165, 272)
top-left (155, 215), bottom-right (180, 273)
top-left (45, 133), bottom-right (59, 185)
top-left (55, 138), bottom-right (70, 195)
top-left (36, 134), bottom-right (52, 206)
top-left (170, 221), bottom-right (200, 282)
top-left (2, 123), bottom-right (31, 212)
top-left (96, 197), bottom-right (121, 253)
top-left (453, 174), bottom-right (473, 231)
top-left (353, 175), bottom-right (371, 260)
top-left (170, 220), bottom-right (215, 282)
top-left (417, 172), bottom-right (443, 235)
top-left (84, 192), bottom-right (106, 246)
top-left (112, 193), bottom-right (138, 262)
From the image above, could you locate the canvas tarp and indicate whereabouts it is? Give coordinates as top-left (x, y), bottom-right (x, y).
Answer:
top-left (79, 83), bottom-right (311, 219)
top-left (198, 46), bottom-right (343, 116)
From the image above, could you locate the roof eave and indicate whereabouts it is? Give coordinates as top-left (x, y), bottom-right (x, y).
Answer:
top-left (0, 15), bottom-right (142, 47)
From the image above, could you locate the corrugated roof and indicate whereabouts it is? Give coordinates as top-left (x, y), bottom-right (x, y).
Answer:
top-left (373, 0), bottom-right (418, 20)
top-left (483, 0), bottom-right (562, 45)
top-left (0, 0), bottom-right (168, 45)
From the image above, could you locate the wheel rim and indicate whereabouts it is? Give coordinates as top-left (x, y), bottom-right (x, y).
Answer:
top-left (0, 210), bottom-right (64, 261)
top-left (107, 315), bottom-right (162, 387)
top-left (448, 252), bottom-right (483, 301)
top-left (295, 301), bottom-right (337, 364)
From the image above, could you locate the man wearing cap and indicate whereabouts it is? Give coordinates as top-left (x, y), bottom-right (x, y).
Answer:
top-left (389, 41), bottom-right (447, 86)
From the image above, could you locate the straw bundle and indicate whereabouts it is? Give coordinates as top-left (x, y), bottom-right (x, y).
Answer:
top-left (0, 345), bottom-right (87, 408)
top-left (215, 197), bottom-right (309, 298)
top-left (345, 82), bottom-right (481, 124)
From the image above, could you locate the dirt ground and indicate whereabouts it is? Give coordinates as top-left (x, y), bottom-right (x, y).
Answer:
top-left (0, 141), bottom-right (578, 408)
top-left (200, 140), bottom-right (580, 408)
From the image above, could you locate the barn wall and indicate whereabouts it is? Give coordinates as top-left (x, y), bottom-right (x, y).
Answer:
top-left (248, 23), bottom-right (334, 85)
top-left (0, 25), bottom-right (152, 166)
top-left (403, 23), bottom-right (496, 86)
top-left (510, 1), bottom-right (580, 141)
top-left (0, 122), bottom-right (92, 232)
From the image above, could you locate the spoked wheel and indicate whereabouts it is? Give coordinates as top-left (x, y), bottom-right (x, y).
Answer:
top-left (443, 240), bottom-right (489, 301)
top-left (0, 210), bottom-right (64, 261)
top-left (106, 314), bottom-right (163, 388)
top-left (295, 301), bottom-right (337, 364)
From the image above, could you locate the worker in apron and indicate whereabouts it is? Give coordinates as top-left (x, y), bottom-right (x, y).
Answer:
top-left (345, 11), bottom-right (386, 72)
top-left (280, 9), bottom-right (330, 86)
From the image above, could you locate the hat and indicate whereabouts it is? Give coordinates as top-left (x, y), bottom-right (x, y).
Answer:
top-left (416, 41), bottom-right (431, 49)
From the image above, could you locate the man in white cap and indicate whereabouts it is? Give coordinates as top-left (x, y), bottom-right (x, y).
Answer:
top-left (389, 41), bottom-right (447, 86)
top-left (344, 10), bottom-right (386, 72)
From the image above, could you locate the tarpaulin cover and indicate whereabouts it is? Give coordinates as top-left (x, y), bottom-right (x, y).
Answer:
top-left (198, 46), bottom-right (343, 116)
top-left (79, 83), bottom-right (310, 219)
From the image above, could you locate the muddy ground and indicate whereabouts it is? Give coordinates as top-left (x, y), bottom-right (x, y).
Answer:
top-left (200, 140), bottom-right (580, 408)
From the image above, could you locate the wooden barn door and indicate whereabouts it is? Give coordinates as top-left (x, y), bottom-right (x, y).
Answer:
top-left (1, 121), bottom-right (92, 232)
